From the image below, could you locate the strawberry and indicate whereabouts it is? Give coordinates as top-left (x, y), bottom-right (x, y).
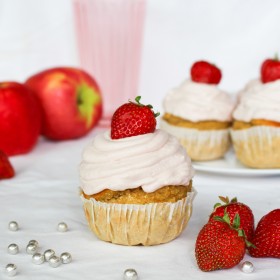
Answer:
top-left (111, 96), bottom-right (159, 140)
top-left (248, 209), bottom-right (280, 258)
top-left (209, 196), bottom-right (254, 243)
top-left (190, 60), bottom-right (222, 85)
top-left (261, 56), bottom-right (280, 83)
top-left (0, 150), bottom-right (15, 179)
top-left (195, 213), bottom-right (247, 272)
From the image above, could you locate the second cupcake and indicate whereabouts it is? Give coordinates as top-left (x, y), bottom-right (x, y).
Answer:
top-left (161, 61), bottom-right (235, 161)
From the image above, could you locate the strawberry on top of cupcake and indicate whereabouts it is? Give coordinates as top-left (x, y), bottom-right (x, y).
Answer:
top-left (111, 96), bottom-right (159, 139)
top-left (161, 60), bottom-right (235, 161)
top-left (261, 55), bottom-right (280, 83)
top-left (79, 96), bottom-right (195, 246)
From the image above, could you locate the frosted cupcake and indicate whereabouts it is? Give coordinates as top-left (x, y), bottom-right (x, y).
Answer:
top-left (231, 57), bottom-right (280, 168)
top-left (161, 61), bottom-right (235, 161)
top-left (79, 97), bottom-right (195, 246)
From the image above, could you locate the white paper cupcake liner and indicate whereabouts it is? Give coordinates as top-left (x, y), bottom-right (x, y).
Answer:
top-left (160, 119), bottom-right (231, 161)
top-left (231, 125), bottom-right (280, 168)
top-left (81, 188), bottom-right (196, 246)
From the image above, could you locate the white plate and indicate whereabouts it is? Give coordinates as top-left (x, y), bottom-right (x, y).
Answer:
top-left (192, 149), bottom-right (280, 176)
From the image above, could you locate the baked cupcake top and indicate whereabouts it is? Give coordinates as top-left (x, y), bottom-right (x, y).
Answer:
top-left (79, 129), bottom-right (194, 195)
top-left (163, 79), bottom-right (234, 122)
top-left (233, 79), bottom-right (280, 122)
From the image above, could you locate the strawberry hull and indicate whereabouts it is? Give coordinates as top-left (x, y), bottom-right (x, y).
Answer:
top-left (209, 201), bottom-right (255, 243)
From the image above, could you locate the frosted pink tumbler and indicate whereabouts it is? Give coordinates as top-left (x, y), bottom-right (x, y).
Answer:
top-left (73, 0), bottom-right (146, 127)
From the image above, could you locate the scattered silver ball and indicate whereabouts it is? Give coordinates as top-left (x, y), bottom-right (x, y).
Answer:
top-left (5, 264), bottom-right (17, 277)
top-left (123, 268), bottom-right (138, 280)
top-left (32, 253), bottom-right (45, 265)
top-left (26, 243), bottom-right (38, 255)
top-left (44, 249), bottom-right (55, 261)
top-left (28, 240), bottom-right (39, 247)
top-left (8, 221), bottom-right (19, 231)
top-left (60, 252), bottom-right (72, 264)
top-left (49, 256), bottom-right (61, 268)
top-left (241, 261), bottom-right (254, 273)
top-left (57, 222), bottom-right (68, 232)
top-left (7, 244), bottom-right (19, 255)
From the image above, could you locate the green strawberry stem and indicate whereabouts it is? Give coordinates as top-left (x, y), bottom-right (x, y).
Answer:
top-left (213, 212), bottom-right (255, 248)
top-left (274, 53), bottom-right (279, 61)
top-left (130, 96), bottom-right (160, 118)
top-left (213, 196), bottom-right (238, 210)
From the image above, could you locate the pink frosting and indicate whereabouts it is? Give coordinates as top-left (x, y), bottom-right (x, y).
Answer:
top-left (79, 129), bottom-right (194, 195)
top-left (163, 79), bottom-right (235, 122)
top-left (234, 79), bottom-right (280, 122)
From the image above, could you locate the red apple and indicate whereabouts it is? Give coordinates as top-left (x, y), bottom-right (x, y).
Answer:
top-left (0, 82), bottom-right (42, 156)
top-left (25, 67), bottom-right (102, 140)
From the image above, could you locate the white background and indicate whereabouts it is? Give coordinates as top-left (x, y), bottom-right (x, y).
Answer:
top-left (1, 1), bottom-right (280, 280)
top-left (1, 0), bottom-right (280, 111)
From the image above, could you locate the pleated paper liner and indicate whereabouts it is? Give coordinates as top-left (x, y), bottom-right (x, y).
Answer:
top-left (81, 188), bottom-right (196, 246)
top-left (231, 126), bottom-right (280, 168)
top-left (161, 119), bottom-right (231, 161)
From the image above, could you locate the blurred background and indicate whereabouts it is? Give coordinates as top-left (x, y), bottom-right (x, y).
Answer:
top-left (0, 0), bottom-right (280, 113)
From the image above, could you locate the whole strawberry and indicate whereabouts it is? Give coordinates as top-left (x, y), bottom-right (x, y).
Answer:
top-left (261, 56), bottom-right (280, 83)
top-left (249, 209), bottom-right (280, 258)
top-left (111, 96), bottom-right (159, 139)
top-left (209, 196), bottom-right (254, 243)
top-left (195, 213), bottom-right (247, 272)
top-left (0, 150), bottom-right (15, 179)
top-left (190, 60), bottom-right (222, 85)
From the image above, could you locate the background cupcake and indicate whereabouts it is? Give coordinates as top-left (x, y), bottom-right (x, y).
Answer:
top-left (231, 57), bottom-right (280, 168)
top-left (161, 61), bottom-right (235, 161)
top-left (79, 97), bottom-right (196, 246)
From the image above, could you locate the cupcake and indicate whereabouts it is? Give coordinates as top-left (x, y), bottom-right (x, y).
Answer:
top-left (161, 61), bottom-right (235, 161)
top-left (79, 96), bottom-right (195, 246)
top-left (231, 57), bottom-right (280, 168)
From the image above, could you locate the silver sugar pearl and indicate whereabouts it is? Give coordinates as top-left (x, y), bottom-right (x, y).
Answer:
top-left (8, 221), bottom-right (19, 231)
top-left (7, 244), bottom-right (19, 255)
top-left (123, 268), bottom-right (138, 280)
top-left (28, 240), bottom-right (39, 247)
top-left (5, 263), bottom-right (17, 277)
top-left (60, 252), bottom-right (72, 264)
top-left (241, 261), bottom-right (254, 273)
top-left (26, 243), bottom-right (38, 255)
top-left (49, 256), bottom-right (61, 268)
top-left (32, 253), bottom-right (45, 265)
top-left (57, 222), bottom-right (68, 232)
top-left (44, 249), bottom-right (55, 261)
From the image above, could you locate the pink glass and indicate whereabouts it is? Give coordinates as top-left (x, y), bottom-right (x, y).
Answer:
top-left (73, 0), bottom-right (146, 127)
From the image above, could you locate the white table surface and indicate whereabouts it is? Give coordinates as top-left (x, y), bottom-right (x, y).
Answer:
top-left (1, 127), bottom-right (280, 280)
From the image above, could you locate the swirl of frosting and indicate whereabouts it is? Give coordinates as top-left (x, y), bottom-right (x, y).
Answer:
top-left (79, 129), bottom-right (194, 195)
top-left (233, 79), bottom-right (280, 122)
top-left (163, 79), bottom-right (234, 122)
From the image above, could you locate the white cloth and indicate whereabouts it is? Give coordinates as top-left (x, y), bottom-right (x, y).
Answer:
top-left (1, 127), bottom-right (280, 279)
top-left (1, 0), bottom-right (280, 278)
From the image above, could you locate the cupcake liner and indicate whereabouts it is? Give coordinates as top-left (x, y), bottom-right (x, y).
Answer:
top-left (231, 126), bottom-right (280, 168)
top-left (161, 119), bottom-right (231, 161)
top-left (81, 188), bottom-right (196, 246)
